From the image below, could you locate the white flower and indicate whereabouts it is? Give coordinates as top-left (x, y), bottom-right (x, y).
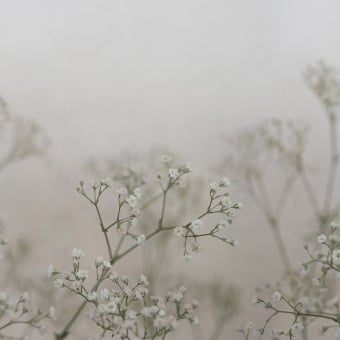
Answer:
top-left (231, 240), bottom-right (240, 248)
top-left (219, 177), bottom-right (231, 187)
top-left (87, 291), bottom-right (97, 301)
top-left (332, 249), bottom-right (340, 265)
top-left (71, 248), bottom-right (84, 259)
top-left (121, 274), bottom-right (129, 283)
top-left (217, 220), bottom-right (228, 231)
top-left (95, 257), bottom-right (104, 267)
top-left (110, 271), bottom-right (119, 281)
top-left (126, 195), bottom-right (138, 208)
top-left (104, 177), bottom-right (113, 186)
top-left (76, 269), bottom-right (88, 281)
top-left (291, 322), bottom-right (304, 335)
top-left (136, 234), bottom-right (146, 245)
top-left (179, 162), bottom-right (192, 173)
top-left (133, 188), bottom-right (142, 200)
top-left (246, 321), bottom-right (254, 329)
top-left (184, 254), bottom-right (192, 261)
top-left (169, 168), bottom-right (179, 179)
top-left (47, 264), bottom-right (57, 278)
top-left (190, 316), bottom-right (199, 325)
top-left (331, 221), bottom-right (340, 229)
top-left (53, 279), bottom-right (64, 288)
top-left (103, 260), bottom-right (111, 270)
top-left (106, 301), bottom-right (117, 313)
top-left (135, 287), bottom-right (149, 299)
top-left (37, 323), bottom-right (46, 335)
top-left (48, 306), bottom-right (56, 320)
top-left (123, 287), bottom-right (132, 297)
top-left (312, 278), bottom-right (320, 286)
top-left (161, 155), bottom-right (172, 163)
top-left (209, 182), bottom-right (218, 191)
top-left (0, 291), bottom-right (8, 301)
top-left (220, 196), bottom-right (232, 207)
top-left (191, 241), bottom-right (202, 252)
top-left (138, 274), bottom-right (149, 285)
top-left (272, 291), bottom-right (281, 302)
top-left (174, 226), bottom-right (185, 237)
top-left (317, 234), bottom-right (327, 244)
top-left (99, 288), bottom-right (110, 301)
top-left (190, 219), bottom-right (203, 233)
top-left (126, 310), bottom-right (137, 319)
top-left (117, 187), bottom-right (128, 195)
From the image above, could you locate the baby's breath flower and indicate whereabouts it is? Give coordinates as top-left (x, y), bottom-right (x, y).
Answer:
top-left (231, 240), bottom-right (240, 248)
top-left (161, 155), bottom-right (172, 163)
top-left (190, 219), bottom-right (203, 233)
top-left (209, 182), bottom-right (218, 191)
top-left (246, 321), bottom-right (254, 329)
top-left (110, 271), bottom-right (119, 281)
top-left (133, 188), bottom-right (142, 200)
top-left (220, 196), bottom-right (232, 207)
top-left (174, 226), bottom-right (185, 237)
top-left (291, 322), bottom-right (304, 335)
top-left (179, 162), bottom-right (192, 173)
top-left (87, 291), bottom-right (97, 301)
top-left (126, 195), bottom-right (138, 208)
top-left (312, 278), bottom-right (320, 286)
top-left (53, 279), bottom-right (64, 288)
top-left (0, 291), bottom-right (7, 302)
top-left (272, 291), bottom-right (282, 302)
top-left (136, 234), bottom-right (146, 245)
top-left (169, 168), bottom-right (179, 179)
top-left (317, 234), bottom-right (327, 244)
top-left (71, 248), bottom-right (84, 259)
top-left (138, 274), bottom-right (149, 285)
top-left (47, 264), bottom-right (57, 278)
top-left (48, 306), bottom-right (56, 321)
top-left (103, 260), bottom-right (111, 270)
top-left (95, 257), bottom-right (104, 267)
top-left (331, 221), bottom-right (340, 229)
top-left (184, 254), bottom-right (192, 261)
top-left (76, 269), bottom-right (88, 281)
top-left (219, 177), bottom-right (231, 187)
top-left (99, 288), bottom-right (110, 301)
top-left (117, 187), bottom-right (128, 196)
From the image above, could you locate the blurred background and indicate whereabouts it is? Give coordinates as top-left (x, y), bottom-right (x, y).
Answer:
top-left (1, 1), bottom-right (340, 339)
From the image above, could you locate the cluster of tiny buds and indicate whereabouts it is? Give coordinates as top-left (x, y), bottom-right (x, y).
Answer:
top-left (171, 177), bottom-right (241, 259)
top-left (48, 250), bottom-right (199, 339)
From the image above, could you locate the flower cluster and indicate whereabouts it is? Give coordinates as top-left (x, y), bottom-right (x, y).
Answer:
top-left (0, 229), bottom-right (54, 339)
top-left (245, 222), bottom-right (340, 339)
top-left (173, 177), bottom-right (241, 258)
top-left (48, 249), bottom-right (199, 339)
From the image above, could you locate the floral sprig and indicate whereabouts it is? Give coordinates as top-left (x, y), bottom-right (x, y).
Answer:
top-left (0, 230), bottom-right (54, 339)
top-left (248, 222), bottom-right (340, 339)
top-left (48, 250), bottom-right (199, 339)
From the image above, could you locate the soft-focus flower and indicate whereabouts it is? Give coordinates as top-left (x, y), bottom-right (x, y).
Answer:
top-left (272, 291), bottom-right (281, 302)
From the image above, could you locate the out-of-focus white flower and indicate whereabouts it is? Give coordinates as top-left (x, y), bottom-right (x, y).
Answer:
top-left (174, 226), bottom-right (185, 237)
top-left (169, 168), bottom-right (179, 179)
top-left (317, 234), bottom-right (327, 244)
top-left (161, 155), bottom-right (172, 163)
top-left (272, 291), bottom-right (281, 302)
top-left (133, 188), bottom-right (142, 200)
top-left (219, 177), bottom-right (231, 187)
top-left (190, 219), bottom-right (203, 233)
top-left (126, 195), bottom-right (138, 208)
top-left (136, 234), bottom-right (146, 245)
